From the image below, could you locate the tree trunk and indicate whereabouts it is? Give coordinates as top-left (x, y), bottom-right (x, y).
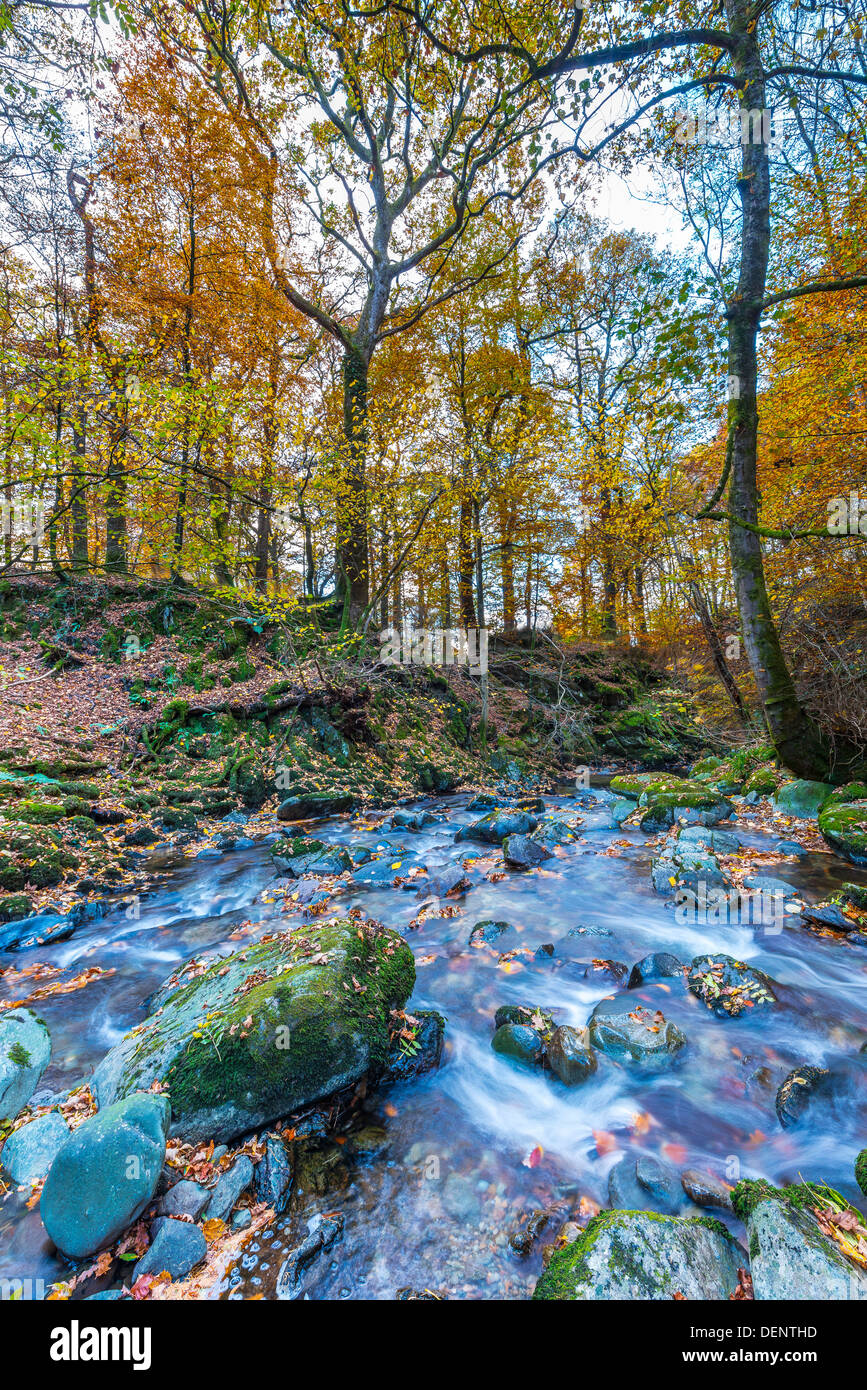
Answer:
top-left (338, 345), bottom-right (370, 624)
top-left (725, 3), bottom-right (837, 775)
top-left (70, 413), bottom-right (89, 568)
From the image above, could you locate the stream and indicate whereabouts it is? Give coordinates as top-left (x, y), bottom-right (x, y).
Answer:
top-left (3, 783), bottom-right (867, 1299)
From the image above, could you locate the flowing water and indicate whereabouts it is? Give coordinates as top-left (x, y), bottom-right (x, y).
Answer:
top-left (2, 786), bottom-right (867, 1299)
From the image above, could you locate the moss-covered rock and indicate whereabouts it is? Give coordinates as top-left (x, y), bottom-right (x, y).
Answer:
top-left (743, 764), bottom-right (780, 796)
top-left (772, 779), bottom-right (834, 820)
top-left (533, 1209), bottom-right (741, 1300)
top-left (731, 1179), bottom-right (867, 1299)
top-left (91, 919), bottom-right (416, 1143)
top-left (819, 799), bottom-right (867, 865)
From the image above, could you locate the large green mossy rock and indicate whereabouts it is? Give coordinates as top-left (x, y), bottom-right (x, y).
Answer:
top-left (819, 800), bottom-right (867, 865)
top-left (533, 1210), bottom-right (741, 1300)
top-left (91, 920), bottom-right (416, 1143)
top-left (638, 780), bottom-right (734, 832)
top-left (732, 1180), bottom-right (867, 1299)
top-left (609, 772), bottom-right (669, 800)
top-left (772, 779), bottom-right (834, 820)
top-left (41, 1092), bottom-right (170, 1260)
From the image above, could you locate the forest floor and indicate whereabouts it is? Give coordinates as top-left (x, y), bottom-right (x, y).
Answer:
top-left (0, 571), bottom-right (719, 925)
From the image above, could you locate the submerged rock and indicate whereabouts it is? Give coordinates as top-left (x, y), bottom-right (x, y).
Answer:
top-left (277, 794), bottom-right (353, 822)
top-left (533, 1210), bottom-right (741, 1300)
top-left (732, 1179), bottom-right (867, 1299)
top-left (91, 919), bottom-right (415, 1144)
top-left (41, 1092), bottom-right (170, 1259)
top-left (0, 1008), bottom-right (50, 1121)
top-left (608, 1154), bottom-right (682, 1214)
top-left (392, 809), bottom-right (437, 830)
top-left (276, 1211), bottom-right (344, 1298)
top-left (775, 1065), bottom-right (832, 1128)
top-left (469, 919), bottom-right (512, 945)
top-left (588, 994), bottom-right (686, 1066)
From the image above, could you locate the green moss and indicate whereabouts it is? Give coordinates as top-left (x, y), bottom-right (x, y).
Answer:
top-left (7, 1041), bottom-right (31, 1067)
top-left (124, 920), bottom-right (416, 1126)
top-left (855, 1150), bottom-right (867, 1198)
top-left (743, 764), bottom-right (780, 795)
top-left (818, 800), bottom-right (867, 860)
top-left (0, 893), bottom-right (32, 922)
top-left (731, 1177), bottom-right (851, 1222)
top-left (6, 800), bottom-right (66, 825)
top-left (533, 1209), bottom-right (735, 1300)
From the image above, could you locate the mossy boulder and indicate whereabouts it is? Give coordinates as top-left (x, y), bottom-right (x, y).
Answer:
top-left (638, 781), bottom-right (734, 832)
top-left (91, 919), bottom-right (416, 1143)
top-left (856, 1150), bottom-right (867, 1198)
top-left (818, 799), bottom-right (867, 865)
top-left (731, 1179), bottom-right (867, 1299)
top-left (743, 764), bottom-right (780, 796)
top-left (772, 779), bottom-right (834, 820)
top-left (533, 1209), bottom-right (741, 1300)
top-left (0, 893), bottom-right (32, 923)
top-left (271, 836), bottom-right (352, 877)
top-left (608, 772), bottom-right (669, 800)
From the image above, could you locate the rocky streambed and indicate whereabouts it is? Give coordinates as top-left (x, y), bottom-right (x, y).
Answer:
top-left (2, 772), bottom-right (867, 1300)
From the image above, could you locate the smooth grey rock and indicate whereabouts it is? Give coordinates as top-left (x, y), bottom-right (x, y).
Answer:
top-left (156, 1178), bottom-right (210, 1221)
top-left (457, 810), bottom-right (539, 844)
top-left (40, 1092), bottom-right (170, 1259)
top-left (772, 779), bottom-right (834, 820)
top-left (608, 1154), bottom-right (682, 1214)
top-left (0, 1008), bottom-right (51, 1121)
top-left (204, 1155), bottom-right (254, 1222)
top-left (534, 1211), bottom-right (741, 1299)
top-left (133, 1217), bottom-right (206, 1281)
top-left (0, 1110), bottom-right (69, 1184)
